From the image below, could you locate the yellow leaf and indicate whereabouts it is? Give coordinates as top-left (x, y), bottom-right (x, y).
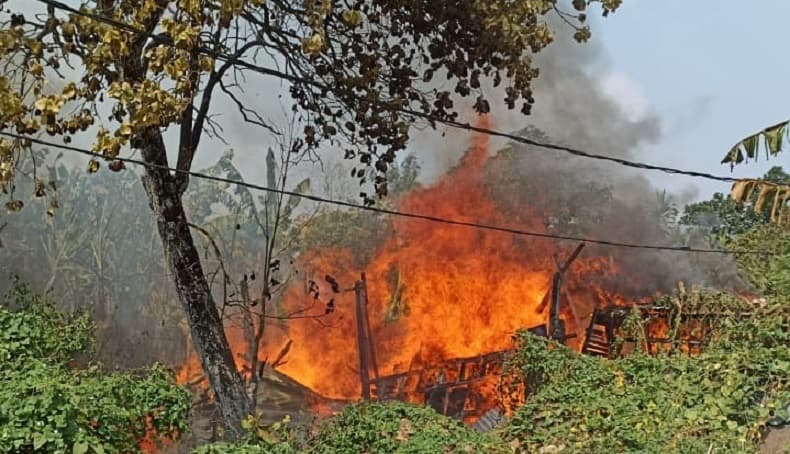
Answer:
top-left (341, 10), bottom-right (364, 27)
top-left (27, 40), bottom-right (42, 56)
top-left (46, 199), bottom-right (58, 217)
top-left (302, 33), bottom-right (324, 56)
top-left (62, 83), bottom-right (77, 100)
top-left (118, 123), bottom-right (132, 137)
top-left (754, 184), bottom-right (777, 213)
top-left (33, 97), bottom-right (48, 112)
top-left (731, 181), bottom-right (748, 203)
top-left (198, 56), bottom-right (215, 72)
top-left (30, 63), bottom-right (43, 76)
top-left (772, 188), bottom-right (790, 224)
top-left (87, 159), bottom-right (100, 173)
top-left (101, 28), bottom-right (119, 45)
top-left (60, 21), bottom-right (75, 37)
top-left (770, 189), bottom-right (781, 222)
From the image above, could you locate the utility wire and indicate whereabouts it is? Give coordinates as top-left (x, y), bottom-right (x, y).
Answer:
top-left (33, 0), bottom-right (746, 184)
top-left (0, 131), bottom-right (774, 256)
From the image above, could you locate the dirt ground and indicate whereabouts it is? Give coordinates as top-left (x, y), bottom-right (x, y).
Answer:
top-left (761, 426), bottom-right (790, 454)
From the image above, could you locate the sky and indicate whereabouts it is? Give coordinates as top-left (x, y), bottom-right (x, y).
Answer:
top-left (595, 0), bottom-right (790, 200)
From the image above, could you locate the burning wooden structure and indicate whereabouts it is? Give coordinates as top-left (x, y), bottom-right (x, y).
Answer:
top-left (349, 244), bottom-right (591, 421)
top-left (352, 272), bottom-right (511, 422)
top-left (348, 242), bottom-right (749, 422)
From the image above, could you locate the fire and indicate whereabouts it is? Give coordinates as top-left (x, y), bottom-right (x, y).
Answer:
top-left (176, 115), bottom-right (638, 420)
top-left (138, 414), bottom-right (177, 453)
top-left (257, 115), bottom-right (624, 401)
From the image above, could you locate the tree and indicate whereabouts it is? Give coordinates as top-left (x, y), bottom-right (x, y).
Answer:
top-left (681, 167), bottom-right (790, 239)
top-left (183, 129), bottom-right (321, 415)
top-left (0, 0), bottom-right (622, 430)
top-left (0, 150), bottom-right (184, 367)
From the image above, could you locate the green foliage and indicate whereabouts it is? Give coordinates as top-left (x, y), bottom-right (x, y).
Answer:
top-left (681, 192), bottom-right (769, 238)
top-left (297, 208), bottom-right (392, 267)
top-left (488, 127), bottom-right (618, 238)
top-left (306, 401), bottom-right (505, 454)
top-left (0, 283), bottom-right (191, 453)
top-left (197, 401), bottom-right (505, 454)
top-left (504, 291), bottom-right (789, 454)
top-left (0, 279), bottom-right (92, 363)
top-left (194, 443), bottom-right (295, 454)
top-left (727, 225), bottom-right (790, 298)
top-left (383, 154), bottom-right (422, 197)
top-left (297, 154), bottom-right (420, 267)
top-left (0, 148), bottom-right (303, 365)
top-left (193, 415), bottom-right (298, 454)
top-left (0, 151), bottom-right (187, 367)
top-left (681, 167), bottom-right (790, 239)
top-left (0, 152), bottom-right (168, 314)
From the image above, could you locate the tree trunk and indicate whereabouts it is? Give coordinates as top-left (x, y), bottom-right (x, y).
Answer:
top-left (139, 129), bottom-right (250, 432)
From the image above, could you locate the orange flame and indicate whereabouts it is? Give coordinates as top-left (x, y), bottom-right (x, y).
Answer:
top-left (256, 115), bottom-right (623, 401)
top-left (177, 116), bottom-right (637, 417)
top-left (138, 414), bottom-right (177, 453)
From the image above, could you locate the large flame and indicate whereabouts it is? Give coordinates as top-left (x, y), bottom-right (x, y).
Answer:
top-left (256, 116), bottom-right (623, 400)
top-left (177, 116), bottom-right (634, 414)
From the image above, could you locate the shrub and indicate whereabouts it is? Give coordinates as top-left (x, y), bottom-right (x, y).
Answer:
top-left (197, 401), bottom-right (506, 454)
top-left (305, 401), bottom-right (505, 454)
top-left (503, 291), bottom-right (789, 453)
top-left (0, 282), bottom-right (191, 453)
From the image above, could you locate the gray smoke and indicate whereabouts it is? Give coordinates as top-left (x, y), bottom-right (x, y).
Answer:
top-left (405, 17), bottom-right (746, 296)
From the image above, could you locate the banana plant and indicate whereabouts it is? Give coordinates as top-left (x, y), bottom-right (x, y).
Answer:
top-left (721, 120), bottom-right (790, 224)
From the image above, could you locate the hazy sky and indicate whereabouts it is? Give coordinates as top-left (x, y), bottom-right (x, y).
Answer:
top-left (596, 0), bottom-right (790, 200)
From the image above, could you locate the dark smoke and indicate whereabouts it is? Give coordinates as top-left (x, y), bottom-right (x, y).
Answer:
top-left (470, 19), bottom-right (746, 296)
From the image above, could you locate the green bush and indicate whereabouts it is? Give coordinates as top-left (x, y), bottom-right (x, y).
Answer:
top-left (503, 292), bottom-right (789, 453)
top-left (0, 280), bottom-right (93, 363)
top-left (728, 225), bottom-right (790, 298)
top-left (0, 282), bottom-right (191, 453)
top-left (196, 285), bottom-right (788, 454)
top-left (305, 401), bottom-right (505, 454)
top-left (196, 401), bottom-right (506, 454)
top-left (194, 441), bottom-right (296, 454)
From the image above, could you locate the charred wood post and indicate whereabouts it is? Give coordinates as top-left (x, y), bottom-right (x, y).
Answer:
top-left (354, 273), bottom-right (379, 400)
top-left (549, 272), bottom-right (566, 341)
top-left (547, 243), bottom-right (585, 342)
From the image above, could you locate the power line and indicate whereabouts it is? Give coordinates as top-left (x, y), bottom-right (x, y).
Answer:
top-left (0, 131), bottom-right (774, 256)
top-left (33, 0), bottom-right (746, 184)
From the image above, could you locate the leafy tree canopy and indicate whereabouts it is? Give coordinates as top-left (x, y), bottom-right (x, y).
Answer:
top-left (0, 0), bottom-right (621, 198)
top-left (297, 153), bottom-right (420, 267)
top-left (728, 225), bottom-right (790, 299)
